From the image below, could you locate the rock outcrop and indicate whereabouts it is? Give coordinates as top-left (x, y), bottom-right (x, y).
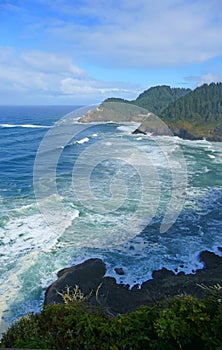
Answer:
top-left (45, 250), bottom-right (222, 315)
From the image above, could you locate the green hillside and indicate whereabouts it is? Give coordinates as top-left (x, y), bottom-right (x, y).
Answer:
top-left (160, 82), bottom-right (222, 140)
top-left (79, 82), bottom-right (222, 141)
top-left (104, 86), bottom-right (191, 115)
top-left (80, 86), bottom-right (191, 123)
top-left (132, 85), bottom-right (191, 114)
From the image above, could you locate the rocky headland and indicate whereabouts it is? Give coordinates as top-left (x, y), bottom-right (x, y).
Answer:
top-left (78, 83), bottom-right (222, 141)
top-left (45, 249), bottom-right (222, 315)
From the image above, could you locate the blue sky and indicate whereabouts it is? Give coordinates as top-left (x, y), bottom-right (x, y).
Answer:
top-left (0, 0), bottom-right (222, 104)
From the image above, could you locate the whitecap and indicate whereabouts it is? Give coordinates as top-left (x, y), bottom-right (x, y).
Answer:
top-left (203, 166), bottom-right (210, 173)
top-left (76, 137), bottom-right (89, 144)
top-left (0, 123), bottom-right (51, 129)
top-left (117, 122), bottom-right (140, 133)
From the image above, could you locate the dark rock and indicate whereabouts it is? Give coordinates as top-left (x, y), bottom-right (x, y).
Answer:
top-left (132, 128), bottom-right (146, 135)
top-left (217, 247), bottom-right (222, 252)
top-left (44, 251), bottom-right (222, 315)
top-left (124, 284), bottom-right (130, 290)
top-left (198, 250), bottom-right (222, 269)
top-left (114, 267), bottom-right (125, 275)
top-left (131, 284), bottom-right (140, 291)
top-left (177, 271), bottom-right (185, 276)
top-left (44, 258), bottom-right (106, 306)
top-left (174, 128), bottom-right (202, 141)
top-left (152, 267), bottom-right (175, 280)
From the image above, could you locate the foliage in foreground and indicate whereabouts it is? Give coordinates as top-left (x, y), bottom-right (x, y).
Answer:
top-left (1, 289), bottom-right (222, 350)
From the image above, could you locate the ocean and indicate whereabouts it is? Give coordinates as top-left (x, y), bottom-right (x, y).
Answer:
top-left (0, 105), bottom-right (222, 334)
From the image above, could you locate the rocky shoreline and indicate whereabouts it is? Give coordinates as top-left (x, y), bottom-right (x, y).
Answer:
top-left (45, 249), bottom-right (222, 315)
top-left (132, 124), bottom-right (222, 142)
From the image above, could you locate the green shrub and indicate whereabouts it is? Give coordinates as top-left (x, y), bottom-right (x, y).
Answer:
top-left (1, 293), bottom-right (222, 349)
top-left (154, 296), bottom-right (211, 349)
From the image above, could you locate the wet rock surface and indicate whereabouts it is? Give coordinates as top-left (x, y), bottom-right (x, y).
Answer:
top-left (45, 250), bottom-right (222, 315)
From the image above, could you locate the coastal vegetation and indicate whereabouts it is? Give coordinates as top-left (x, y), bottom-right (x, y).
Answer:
top-left (105, 85), bottom-right (191, 115)
top-left (161, 82), bottom-right (222, 141)
top-left (132, 85), bottom-right (191, 115)
top-left (130, 82), bottom-right (222, 141)
top-left (1, 286), bottom-right (222, 349)
top-left (80, 82), bottom-right (222, 141)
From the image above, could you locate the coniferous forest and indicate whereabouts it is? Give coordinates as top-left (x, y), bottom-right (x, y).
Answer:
top-left (104, 83), bottom-right (222, 141)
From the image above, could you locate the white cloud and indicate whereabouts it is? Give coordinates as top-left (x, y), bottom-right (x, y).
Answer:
top-left (197, 73), bottom-right (222, 86)
top-left (185, 73), bottom-right (222, 87)
top-left (60, 77), bottom-right (134, 96)
top-left (45, 0), bottom-right (222, 67)
top-left (0, 48), bottom-right (140, 104)
top-left (21, 51), bottom-right (85, 76)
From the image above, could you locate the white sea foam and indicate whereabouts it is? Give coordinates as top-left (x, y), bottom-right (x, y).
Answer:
top-left (203, 166), bottom-right (210, 173)
top-left (0, 200), bottom-right (80, 336)
top-left (207, 143), bottom-right (222, 163)
top-left (0, 214), bottom-right (59, 264)
top-left (179, 138), bottom-right (212, 149)
top-left (208, 154), bottom-right (216, 159)
top-left (117, 122), bottom-right (140, 133)
top-left (102, 239), bottom-right (206, 287)
top-left (136, 137), bottom-right (143, 141)
top-left (0, 116), bottom-right (222, 334)
top-left (0, 251), bottom-right (40, 337)
top-left (76, 137), bottom-right (89, 144)
top-left (0, 123), bottom-right (51, 128)
top-left (0, 196), bottom-right (80, 266)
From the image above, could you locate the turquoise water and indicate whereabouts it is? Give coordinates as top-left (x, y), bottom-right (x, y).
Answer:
top-left (0, 106), bottom-right (222, 333)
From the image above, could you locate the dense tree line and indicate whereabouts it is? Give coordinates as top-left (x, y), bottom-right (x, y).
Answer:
top-left (132, 85), bottom-right (191, 115)
top-left (102, 83), bottom-right (222, 140)
top-left (162, 83), bottom-right (222, 123)
top-left (104, 86), bottom-right (191, 115)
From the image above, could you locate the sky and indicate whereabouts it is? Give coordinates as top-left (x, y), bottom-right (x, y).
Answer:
top-left (0, 0), bottom-right (222, 105)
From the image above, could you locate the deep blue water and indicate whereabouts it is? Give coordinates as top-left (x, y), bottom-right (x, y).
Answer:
top-left (0, 105), bottom-right (222, 334)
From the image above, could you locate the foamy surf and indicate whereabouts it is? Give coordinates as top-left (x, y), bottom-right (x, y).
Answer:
top-left (208, 154), bottom-right (216, 159)
top-left (117, 122), bottom-right (140, 133)
top-left (0, 251), bottom-right (39, 338)
top-left (0, 204), bottom-right (80, 337)
top-left (0, 124), bottom-right (51, 128)
top-left (76, 137), bottom-right (89, 144)
top-left (0, 106), bottom-right (222, 337)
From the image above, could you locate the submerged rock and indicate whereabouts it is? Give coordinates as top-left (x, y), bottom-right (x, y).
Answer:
top-left (114, 267), bottom-right (125, 275)
top-left (45, 251), bottom-right (222, 315)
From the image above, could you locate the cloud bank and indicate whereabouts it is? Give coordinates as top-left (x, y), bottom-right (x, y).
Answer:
top-left (0, 48), bottom-right (140, 104)
top-left (0, 0), bottom-right (222, 103)
top-left (45, 0), bottom-right (222, 67)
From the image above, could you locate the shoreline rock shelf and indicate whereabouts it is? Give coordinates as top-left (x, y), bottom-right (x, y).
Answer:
top-left (45, 250), bottom-right (222, 315)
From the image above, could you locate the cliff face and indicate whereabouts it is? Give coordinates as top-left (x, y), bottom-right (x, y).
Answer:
top-left (135, 119), bottom-right (222, 141)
